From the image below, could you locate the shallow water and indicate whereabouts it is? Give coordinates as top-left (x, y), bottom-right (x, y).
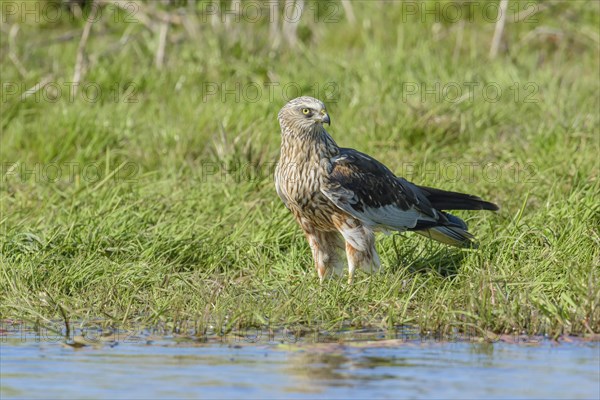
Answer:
top-left (1, 330), bottom-right (599, 399)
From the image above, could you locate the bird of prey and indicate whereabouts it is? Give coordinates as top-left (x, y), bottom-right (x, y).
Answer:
top-left (275, 96), bottom-right (498, 283)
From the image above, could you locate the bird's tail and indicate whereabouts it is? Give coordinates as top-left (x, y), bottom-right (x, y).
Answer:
top-left (416, 225), bottom-right (476, 248)
top-left (417, 185), bottom-right (499, 211)
top-left (415, 212), bottom-right (477, 248)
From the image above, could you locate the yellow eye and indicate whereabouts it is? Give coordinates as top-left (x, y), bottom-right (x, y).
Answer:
top-left (302, 108), bottom-right (310, 115)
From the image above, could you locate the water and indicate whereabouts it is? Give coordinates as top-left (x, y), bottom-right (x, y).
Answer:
top-left (1, 332), bottom-right (599, 399)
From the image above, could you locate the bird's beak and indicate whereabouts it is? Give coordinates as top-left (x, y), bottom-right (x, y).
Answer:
top-left (320, 111), bottom-right (331, 125)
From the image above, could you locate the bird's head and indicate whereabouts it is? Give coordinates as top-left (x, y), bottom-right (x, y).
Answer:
top-left (278, 96), bottom-right (330, 135)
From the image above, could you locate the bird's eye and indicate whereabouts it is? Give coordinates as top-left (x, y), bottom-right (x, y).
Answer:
top-left (302, 108), bottom-right (311, 115)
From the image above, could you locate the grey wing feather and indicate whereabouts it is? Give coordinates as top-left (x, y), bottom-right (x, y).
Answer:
top-left (321, 148), bottom-right (441, 230)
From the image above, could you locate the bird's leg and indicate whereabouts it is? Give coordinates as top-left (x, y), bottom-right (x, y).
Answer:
top-left (346, 242), bottom-right (358, 284)
top-left (345, 236), bottom-right (381, 284)
top-left (334, 220), bottom-right (382, 283)
top-left (328, 233), bottom-right (347, 276)
top-left (305, 231), bottom-right (346, 282)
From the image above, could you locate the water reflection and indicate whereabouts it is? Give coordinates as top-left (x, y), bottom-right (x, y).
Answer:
top-left (1, 332), bottom-right (598, 400)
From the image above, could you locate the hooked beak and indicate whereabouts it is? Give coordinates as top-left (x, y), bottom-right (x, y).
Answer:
top-left (319, 111), bottom-right (330, 125)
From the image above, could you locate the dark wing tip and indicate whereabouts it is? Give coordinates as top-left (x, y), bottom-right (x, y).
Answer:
top-left (481, 200), bottom-right (500, 212)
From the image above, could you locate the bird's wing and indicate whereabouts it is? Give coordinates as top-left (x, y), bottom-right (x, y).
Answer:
top-left (321, 148), bottom-right (446, 230)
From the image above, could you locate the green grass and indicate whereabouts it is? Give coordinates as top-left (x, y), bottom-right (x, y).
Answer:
top-left (1, 0), bottom-right (599, 338)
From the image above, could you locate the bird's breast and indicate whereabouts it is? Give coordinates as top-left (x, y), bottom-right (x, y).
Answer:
top-left (277, 161), bottom-right (322, 205)
top-left (276, 157), bottom-right (339, 230)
